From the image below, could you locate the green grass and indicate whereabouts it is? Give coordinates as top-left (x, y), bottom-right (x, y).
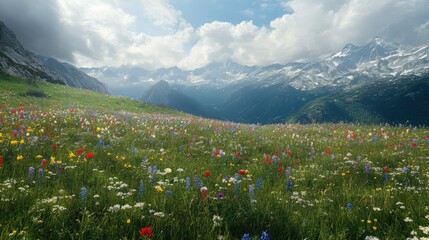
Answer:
top-left (1, 74), bottom-right (429, 239)
top-left (0, 71), bottom-right (176, 114)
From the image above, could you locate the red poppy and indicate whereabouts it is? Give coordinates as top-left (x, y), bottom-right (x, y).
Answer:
top-left (76, 149), bottom-right (84, 155)
top-left (235, 152), bottom-right (241, 158)
top-left (139, 226), bottom-right (153, 238)
top-left (277, 167), bottom-right (284, 173)
top-left (52, 144), bottom-right (57, 150)
top-left (204, 170), bottom-right (210, 178)
top-left (0, 156), bottom-right (3, 167)
top-left (383, 166), bottom-right (390, 173)
top-left (287, 150), bottom-right (292, 156)
top-left (238, 170), bottom-right (246, 175)
top-left (411, 143), bottom-right (417, 148)
top-left (85, 152), bottom-right (94, 159)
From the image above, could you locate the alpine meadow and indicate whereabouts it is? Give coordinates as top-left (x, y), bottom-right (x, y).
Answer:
top-left (2, 0), bottom-right (429, 239)
top-left (1, 73), bottom-right (429, 239)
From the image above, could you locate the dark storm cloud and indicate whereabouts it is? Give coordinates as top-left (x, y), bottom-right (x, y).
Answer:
top-left (0, 0), bottom-right (88, 62)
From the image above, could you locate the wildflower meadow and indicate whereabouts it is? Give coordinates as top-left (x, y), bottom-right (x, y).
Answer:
top-left (1, 75), bottom-right (429, 239)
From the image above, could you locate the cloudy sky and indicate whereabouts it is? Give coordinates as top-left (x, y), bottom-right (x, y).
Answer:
top-left (1, 0), bottom-right (429, 70)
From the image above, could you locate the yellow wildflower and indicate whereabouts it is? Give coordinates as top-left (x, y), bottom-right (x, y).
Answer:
top-left (20, 139), bottom-right (25, 144)
top-left (126, 218), bottom-right (131, 224)
top-left (69, 152), bottom-right (76, 158)
top-left (155, 185), bottom-right (164, 192)
top-left (17, 154), bottom-right (24, 161)
top-left (36, 155), bottom-right (43, 159)
top-left (10, 140), bottom-right (18, 145)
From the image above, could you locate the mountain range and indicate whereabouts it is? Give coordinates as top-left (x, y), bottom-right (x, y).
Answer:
top-left (1, 19), bottom-right (428, 125)
top-left (0, 21), bottom-right (108, 94)
top-left (82, 37), bottom-right (429, 125)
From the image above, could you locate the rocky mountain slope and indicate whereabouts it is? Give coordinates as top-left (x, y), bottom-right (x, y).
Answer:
top-left (0, 20), bottom-right (108, 93)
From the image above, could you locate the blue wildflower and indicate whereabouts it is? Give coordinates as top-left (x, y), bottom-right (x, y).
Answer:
top-left (249, 184), bottom-right (255, 203)
top-left (286, 177), bottom-right (292, 192)
top-left (346, 203), bottom-right (352, 209)
top-left (364, 163), bottom-right (370, 174)
top-left (256, 178), bottom-right (263, 190)
top-left (241, 233), bottom-right (251, 240)
top-left (260, 231), bottom-right (270, 240)
top-left (80, 187), bottom-right (87, 202)
top-left (185, 177), bottom-right (191, 191)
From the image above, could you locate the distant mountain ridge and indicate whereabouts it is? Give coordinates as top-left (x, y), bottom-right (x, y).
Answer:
top-left (0, 20), bottom-right (108, 93)
top-left (140, 80), bottom-right (210, 117)
top-left (82, 37), bottom-right (429, 125)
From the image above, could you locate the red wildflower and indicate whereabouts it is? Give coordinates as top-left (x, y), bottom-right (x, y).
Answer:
top-left (52, 144), bottom-right (57, 150)
top-left (264, 154), bottom-right (272, 164)
top-left (41, 159), bottom-right (47, 168)
top-left (139, 226), bottom-right (153, 238)
top-left (201, 189), bottom-right (208, 199)
top-left (76, 149), bottom-right (84, 155)
top-left (204, 170), bottom-right (210, 178)
top-left (238, 169), bottom-right (246, 175)
top-left (0, 156), bottom-right (3, 167)
top-left (325, 147), bottom-right (331, 155)
top-left (411, 143), bottom-right (417, 148)
top-left (85, 152), bottom-right (94, 159)
top-left (277, 167), bottom-right (284, 173)
top-left (287, 150), bottom-right (292, 156)
top-left (383, 166), bottom-right (390, 173)
top-left (235, 152), bottom-right (241, 158)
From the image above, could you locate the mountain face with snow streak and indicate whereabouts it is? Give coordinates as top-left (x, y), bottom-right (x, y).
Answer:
top-left (82, 38), bottom-right (429, 124)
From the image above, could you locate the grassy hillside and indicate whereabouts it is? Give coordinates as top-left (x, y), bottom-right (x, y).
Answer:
top-left (0, 71), bottom-right (176, 114)
top-left (1, 73), bottom-right (429, 239)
